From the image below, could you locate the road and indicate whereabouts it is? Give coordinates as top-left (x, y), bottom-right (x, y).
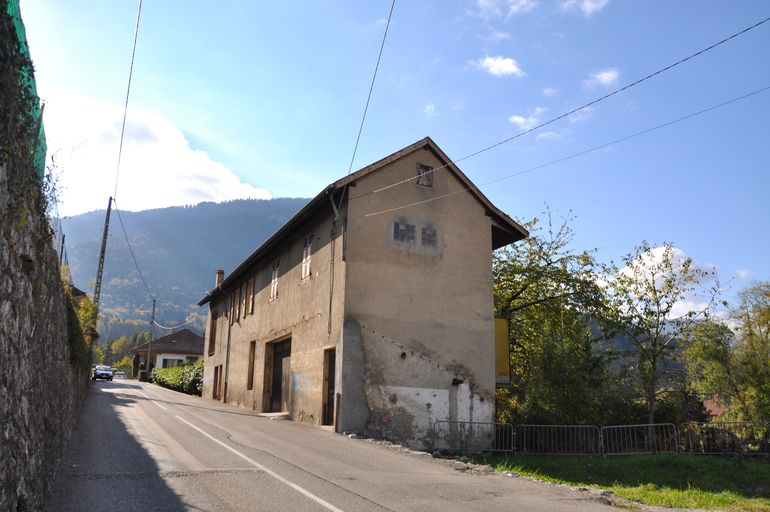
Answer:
top-left (46, 380), bottom-right (614, 511)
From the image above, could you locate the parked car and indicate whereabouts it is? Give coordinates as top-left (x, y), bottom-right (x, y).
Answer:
top-left (92, 365), bottom-right (113, 381)
top-left (114, 371), bottom-right (127, 379)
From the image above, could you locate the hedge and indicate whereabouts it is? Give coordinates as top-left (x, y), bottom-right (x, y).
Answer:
top-left (152, 361), bottom-right (203, 396)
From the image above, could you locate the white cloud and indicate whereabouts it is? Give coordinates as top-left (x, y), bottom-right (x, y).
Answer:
top-left (475, 55), bottom-right (526, 77)
top-left (490, 31), bottom-right (511, 42)
top-left (569, 106), bottom-right (594, 123)
top-left (611, 245), bottom-right (719, 320)
top-left (536, 130), bottom-right (563, 141)
top-left (561, 0), bottom-right (609, 17)
top-left (424, 103), bottom-right (438, 119)
top-left (542, 87), bottom-right (559, 97)
top-left (584, 68), bottom-right (619, 88)
top-left (475, 0), bottom-right (538, 18)
top-left (508, 106), bottom-right (546, 130)
top-left (43, 93), bottom-right (270, 216)
top-left (736, 269), bottom-right (751, 280)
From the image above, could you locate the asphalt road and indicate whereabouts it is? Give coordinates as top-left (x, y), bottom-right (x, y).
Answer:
top-left (45, 380), bottom-right (615, 511)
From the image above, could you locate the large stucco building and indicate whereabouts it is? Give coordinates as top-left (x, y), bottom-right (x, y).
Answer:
top-left (198, 137), bottom-right (527, 449)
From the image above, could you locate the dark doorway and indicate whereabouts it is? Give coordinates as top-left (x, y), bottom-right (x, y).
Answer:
top-left (264, 339), bottom-right (291, 412)
top-left (213, 365), bottom-right (220, 399)
top-left (322, 348), bottom-right (336, 426)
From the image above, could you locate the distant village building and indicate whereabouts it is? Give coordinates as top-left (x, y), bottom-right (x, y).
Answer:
top-left (130, 328), bottom-right (204, 375)
top-left (197, 137), bottom-right (527, 449)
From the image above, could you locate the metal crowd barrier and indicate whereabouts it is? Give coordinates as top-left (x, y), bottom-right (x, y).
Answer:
top-left (600, 423), bottom-right (678, 455)
top-left (431, 419), bottom-right (769, 456)
top-left (680, 421), bottom-right (770, 455)
top-left (515, 424), bottom-right (601, 455)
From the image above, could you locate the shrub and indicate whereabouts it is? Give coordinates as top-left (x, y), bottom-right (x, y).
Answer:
top-left (152, 361), bottom-right (203, 396)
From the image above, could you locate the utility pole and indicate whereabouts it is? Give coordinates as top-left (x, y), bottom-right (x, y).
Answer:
top-left (146, 298), bottom-right (155, 380)
top-left (93, 196), bottom-right (113, 314)
top-left (58, 233), bottom-right (65, 267)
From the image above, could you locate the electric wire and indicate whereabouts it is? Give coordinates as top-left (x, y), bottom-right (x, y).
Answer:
top-left (104, 0), bottom-right (188, 331)
top-left (352, 15), bottom-right (770, 200)
top-left (112, 199), bottom-right (154, 300)
top-left (113, 0), bottom-right (143, 200)
top-left (361, 84), bottom-right (770, 218)
top-left (336, 0), bottom-right (397, 213)
top-left (346, 0), bottom-right (396, 176)
top-left (153, 319), bottom-right (188, 331)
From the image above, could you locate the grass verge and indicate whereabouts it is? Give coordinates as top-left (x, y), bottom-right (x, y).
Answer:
top-left (474, 454), bottom-right (770, 511)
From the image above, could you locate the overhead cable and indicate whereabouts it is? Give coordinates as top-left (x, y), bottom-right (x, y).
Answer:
top-left (113, 0), bottom-right (144, 200)
top-left (361, 84), bottom-right (770, 218)
top-left (353, 15), bottom-right (770, 200)
top-left (153, 319), bottom-right (188, 331)
top-left (346, 0), bottom-right (397, 176)
top-left (112, 199), bottom-right (154, 301)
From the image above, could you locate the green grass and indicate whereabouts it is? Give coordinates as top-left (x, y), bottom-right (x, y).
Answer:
top-left (474, 454), bottom-right (770, 511)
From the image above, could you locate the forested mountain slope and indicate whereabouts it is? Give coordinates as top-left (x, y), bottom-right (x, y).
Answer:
top-left (62, 198), bottom-right (309, 339)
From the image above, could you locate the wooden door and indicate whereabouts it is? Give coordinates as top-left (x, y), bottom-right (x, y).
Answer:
top-left (268, 340), bottom-right (291, 412)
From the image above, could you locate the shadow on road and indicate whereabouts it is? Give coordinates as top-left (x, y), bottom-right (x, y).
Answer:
top-left (45, 381), bottom-right (200, 511)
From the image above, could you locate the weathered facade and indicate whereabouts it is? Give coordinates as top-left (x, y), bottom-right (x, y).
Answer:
top-left (198, 138), bottom-right (527, 448)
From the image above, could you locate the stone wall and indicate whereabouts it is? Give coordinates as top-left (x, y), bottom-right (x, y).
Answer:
top-left (1, 3), bottom-right (90, 508)
top-left (0, 161), bottom-right (89, 511)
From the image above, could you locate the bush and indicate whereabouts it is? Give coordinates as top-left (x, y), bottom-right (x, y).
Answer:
top-left (152, 361), bottom-right (203, 396)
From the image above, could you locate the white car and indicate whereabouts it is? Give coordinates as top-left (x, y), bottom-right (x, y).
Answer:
top-left (114, 371), bottom-right (127, 379)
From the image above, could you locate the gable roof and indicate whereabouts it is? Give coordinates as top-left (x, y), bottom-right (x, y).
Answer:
top-left (130, 328), bottom-right (204, 357)
top-left (198, 137), bottom-right (528, 306)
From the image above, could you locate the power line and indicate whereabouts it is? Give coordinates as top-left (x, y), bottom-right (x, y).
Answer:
top-left (101, 1), bottom-right (187, 331)
top-left (153, 319), bottom-right (187, 331)
top-left (112, 200), bottom-right (154, 301)
top-left (346, 0), bottom-right (396, 176)
top-left (113, 0), bottom-right (144, 200)
top-left (352, 15), bottom-right (770, 200)
top-left (361, 84), bottom-right (770, 218)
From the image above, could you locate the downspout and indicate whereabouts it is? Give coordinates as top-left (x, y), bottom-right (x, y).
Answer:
top-left (328, 191), bottom-right (341, 335)
top-left (223, 296), bottom-right (233, 403)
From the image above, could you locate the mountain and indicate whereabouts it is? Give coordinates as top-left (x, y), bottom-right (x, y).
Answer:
top-left (62, 198), bottom-right (310, 340)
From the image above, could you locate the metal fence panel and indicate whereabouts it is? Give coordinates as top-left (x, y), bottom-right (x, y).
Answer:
top-left (601, 423), bottom-right (678, 455)
top-left (514, 425), bottom-right (601, 455)
top-left (679, 422), bottom-right (770, 455)
top-left (431, 420), bottom-right (514, 453)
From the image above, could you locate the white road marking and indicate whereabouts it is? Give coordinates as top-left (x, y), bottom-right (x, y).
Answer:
top-left (134, 389), bottom-right (167, 410)
top-left (176, 415), bottom-right (346, 512)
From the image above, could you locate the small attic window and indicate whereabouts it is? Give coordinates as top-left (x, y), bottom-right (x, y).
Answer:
top-left (416, 163), bottom-right (433, 187)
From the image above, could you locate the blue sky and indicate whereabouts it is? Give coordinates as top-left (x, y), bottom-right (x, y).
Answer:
top-left (22, 0), bottom-right (770, 299)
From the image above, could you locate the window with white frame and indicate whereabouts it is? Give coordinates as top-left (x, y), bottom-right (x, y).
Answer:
top-left (301, 235), bottom-right (313, 280)
top-left (270, 259), bottom-right (279, 300)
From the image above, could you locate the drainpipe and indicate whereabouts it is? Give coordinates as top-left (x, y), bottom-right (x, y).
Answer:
top-left (328, 192), bottom-right (341, 335)
top-left (223, 298), bottom-right (233, 403)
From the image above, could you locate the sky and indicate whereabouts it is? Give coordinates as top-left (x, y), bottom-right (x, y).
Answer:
top-left (21, 0), bottom-right (770, 304)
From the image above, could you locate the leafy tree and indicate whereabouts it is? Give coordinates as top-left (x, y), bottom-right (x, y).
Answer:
top-left (494, 210), bottom-right (619, 424)
top-left (686, 282), bottom-right (770, 422)
top-left (732, 281), bottom-right (770, 420)
top-left (112, 356), bottom-right (134, 377)
top-left (604, 242), bottom-right (721, 424)
top-left (684, 320), bottom-right (742, 406)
